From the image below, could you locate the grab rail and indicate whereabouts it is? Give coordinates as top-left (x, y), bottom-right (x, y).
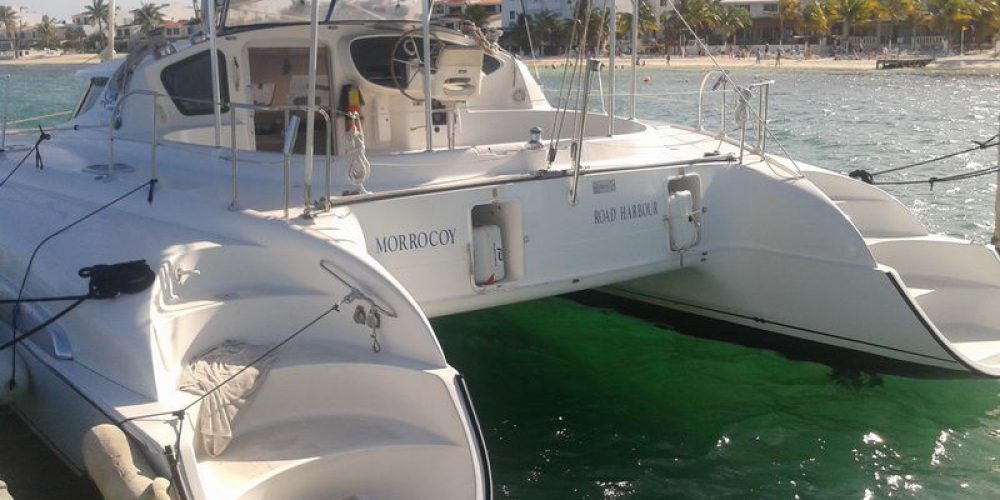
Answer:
top-left (697, 71), bottom-right (774, 162)
top-left (111, 91), bottom-right (333, 218)
top-left (1, 74), bottom-right (9, 151)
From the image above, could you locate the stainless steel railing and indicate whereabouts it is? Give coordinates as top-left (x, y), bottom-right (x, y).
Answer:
top-left (697, 71), bottom-right (774, 162)
top-left (111, 90), bottom-right (333, 218)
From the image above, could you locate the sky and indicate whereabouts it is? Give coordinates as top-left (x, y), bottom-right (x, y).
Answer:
top-left (14, 1), bottom-right (197, 23)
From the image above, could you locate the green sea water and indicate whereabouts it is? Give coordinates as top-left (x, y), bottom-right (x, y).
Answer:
top-left (2, 64), bottom-right (1000, 498)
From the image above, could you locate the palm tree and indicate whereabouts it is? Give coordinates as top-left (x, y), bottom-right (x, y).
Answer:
top-left (879, 0), bottom-right (919, 43)
top-left (85, 0), bottom-right (110, 49)
top-left (830, 0), bottom-right (877, 39)
top-left (37, 15), bottom-right (58, 50)
top-left (717, 5), bottom-right (751, 47)
top-left (664, 0), bottom-right (721, 46)
top-left (134, 2), bottom-right (166, 36)
top-left (802, 0), bottom-right (831, 38)
top-left (978, 0), bottom-right (1000, 50)
top-left (0, 4), bottom-right (17, 56)
top-left (531, 9), bottom-right (562, 55)
top-left (616, 0), bottom-right (660, 40)
top-left (779, 0), bottom-right (801, 46)
top-left (64, 25), bottom-right (87, 51)
top-left (902, 3), bottom-right (930, 48)
top-left (462, 5), bottom-right (489, 27)
top-left (927, 0), bottom-right (980, 43)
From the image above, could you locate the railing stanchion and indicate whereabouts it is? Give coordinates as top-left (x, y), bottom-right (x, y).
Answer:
top-left (1, 74), bottom-right (10, 151)
top-left (720, 79), bottom-right (726, 137)
top-left (151, 94), bottom-right (159, 182)
top-left (319, 109), bottom-right (332, 210)
top-left (569, 59), bottom-right (598, 205)
top-left (229, 105), bottom-right (239, 210)
top-left (107, 107), bottom-right (115, 180)
top-left (761, 83), bottom-right (770, 153)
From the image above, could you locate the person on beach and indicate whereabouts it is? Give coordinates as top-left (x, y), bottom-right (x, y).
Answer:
top-left (755, 49), bottom-right (761, 64)
top-left (775, 50), bottom-right (781, 66)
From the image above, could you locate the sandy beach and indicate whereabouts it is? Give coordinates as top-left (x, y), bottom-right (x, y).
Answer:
top-left (524, 52), bottom-right (1000, 72)
top-left (0, 53), bottom-right (104, 66)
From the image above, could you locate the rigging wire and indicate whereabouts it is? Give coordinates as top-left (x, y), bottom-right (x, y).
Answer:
top-left (663, 0), bottom-right (804, 178)
top-left (6, 179), bottom-right (156, 390)
top-left (548, 17), bottom-right (584, 164)
top-left (849, 134), bottom-right (1000, 184)
top-left (863, 163), bottom-right (1000, 188)
top-left (517, 0), bottom-right (542, 83)
top-left (0, 126), bottom-right (50, 188)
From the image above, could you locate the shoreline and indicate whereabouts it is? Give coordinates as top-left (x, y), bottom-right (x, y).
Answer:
top-left (0, 53), bottom-right (104, 66)
top-left (521, 53), bottom-right (1000, 73)
top-left (2, 50), bottom-right (997, 74)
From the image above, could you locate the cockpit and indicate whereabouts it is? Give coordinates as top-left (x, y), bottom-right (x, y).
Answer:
top-left (98, 0), bottom-right (550, 158)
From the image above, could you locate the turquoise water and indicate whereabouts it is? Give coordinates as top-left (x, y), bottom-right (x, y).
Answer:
top-left (2, 64), bottom-right (1000, 498)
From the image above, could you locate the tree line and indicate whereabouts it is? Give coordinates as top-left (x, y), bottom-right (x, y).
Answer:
top-left (0, 0), bottom-right (167, 55)
top-left (501, 0), bottom-right (1000, 54)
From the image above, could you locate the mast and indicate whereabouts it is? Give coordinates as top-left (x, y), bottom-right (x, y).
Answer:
top-left (422, 0), bottom-right (434, 151)
top-left (608, 0), bottom-right (616, 136)
top-left (305, 0), bottom-right (321, 206)
top-left (994, 111), bottom-right (1000, 249)
top-left (629, 0), bottom-right (637, 119)
top-left (206, 0), bottom-right (222, 147)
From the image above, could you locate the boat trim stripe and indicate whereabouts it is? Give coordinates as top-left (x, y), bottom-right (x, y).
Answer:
top-left (613, 288), bottom-right (960, 365)
top-left (455, 373), bottom-right (493, 500)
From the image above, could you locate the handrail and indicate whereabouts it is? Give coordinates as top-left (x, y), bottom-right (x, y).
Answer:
top-left (697, 69), bottom-right (728, 136)
top-left (697, 71), bottom-right (775, 163)
top-left (1, 74), bottom-right (9, 151)
top-left (5, 111), bottom-right (74, 126)
top-left (569, 59), bottom-right (599, 205)
top-left (111, 90), bottom-right (334, 218)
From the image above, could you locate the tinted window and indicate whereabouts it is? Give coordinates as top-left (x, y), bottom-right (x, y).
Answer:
top-left (482, 55), bottom-right (502, 75)
top-left (161, 50), bottom-right (230, 115)
top-left (74, 77), bottom-right (108, 118)
top-left (351, 36), bottom-right (497, 88)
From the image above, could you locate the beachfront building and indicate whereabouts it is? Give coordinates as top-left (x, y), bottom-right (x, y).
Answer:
top-left (500, 0), bottom-right (573, 29)
top-left (160, 20), bottom-right (200, 41)
top-left (432, 0), bottom-right (503, 29)
top-left (717, 0), bottom-right (781, 45)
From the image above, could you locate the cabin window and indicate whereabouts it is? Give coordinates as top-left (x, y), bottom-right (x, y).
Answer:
top-left (351, 36), bottom-right (497, 88)
top-left (73, 76), bottom-right (109, 118)
top-left (160, 50), bottom-right (230, 116)
top-left (482, 55), bottom-right (502, 75)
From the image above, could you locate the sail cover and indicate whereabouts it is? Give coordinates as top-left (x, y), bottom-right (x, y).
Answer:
top-left (221, 0), bottom-right (427, 29)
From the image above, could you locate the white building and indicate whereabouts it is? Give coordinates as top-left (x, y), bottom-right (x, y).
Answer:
top-left (500, 0), bottom-right (574, 29)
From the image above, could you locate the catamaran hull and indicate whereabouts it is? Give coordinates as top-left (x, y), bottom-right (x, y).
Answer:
top-left (606, 160), bottom-right (1000, 377)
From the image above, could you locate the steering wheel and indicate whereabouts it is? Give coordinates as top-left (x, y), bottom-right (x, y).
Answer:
top-left (388, 28), bottom-right (444, 102)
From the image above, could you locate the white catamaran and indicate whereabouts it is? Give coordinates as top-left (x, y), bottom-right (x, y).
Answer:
top-left (2, 0), bottom-right (1000, 497)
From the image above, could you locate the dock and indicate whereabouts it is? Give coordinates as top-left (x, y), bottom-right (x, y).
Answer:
top-left (875, 57), bottom-right (935, 69)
